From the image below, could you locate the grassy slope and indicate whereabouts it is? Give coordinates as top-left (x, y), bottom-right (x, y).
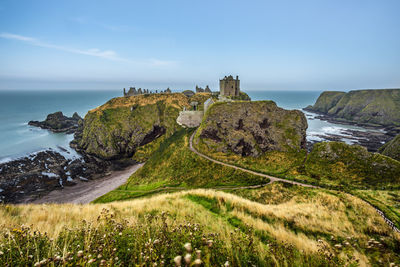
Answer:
top-left (95, 129), bottom-right (268, 203)
top-left (79, 93), bottom-right (189, 160)
top-left (1, 187), bottom-right (399, 266)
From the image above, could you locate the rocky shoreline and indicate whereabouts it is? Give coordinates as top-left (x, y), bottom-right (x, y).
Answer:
top-left (28, 111), bottom-right (83, 134)
top-left (303, 109), bottom-right (400, 152)
top-left (0, 149), bottom-right (136, 203)
top-left (1, 109), bottom-right (137, 204)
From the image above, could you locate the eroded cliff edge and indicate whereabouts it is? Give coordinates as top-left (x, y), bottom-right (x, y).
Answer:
top-left (72, 93), bottom-right (190, 160)
top-left (304, 89), bottom-right (400, 127)
top-left (195, 101), bottom-right (307, 157)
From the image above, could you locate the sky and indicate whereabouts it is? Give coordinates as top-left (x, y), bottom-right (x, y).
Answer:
top-left (0, 0), bottom-right (399, 91)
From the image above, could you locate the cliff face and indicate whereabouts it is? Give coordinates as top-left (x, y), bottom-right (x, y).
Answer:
top-left (75, 93), bottom-right (189, 160)
top-left (305, 91), bottom-right (346, 113)
top-left (196, 101), bottom-right (307, 157)
top-left (379, 134), bottom-right (400, 161)
top-left (305, 142), bottom-right (400, 187)
top-left (305, 89), bottom-right (400, 126)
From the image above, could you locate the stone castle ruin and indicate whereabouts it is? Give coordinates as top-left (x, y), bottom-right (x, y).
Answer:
top-left (219, 75), bottom-right (240, 96)
top-left (196, 85), bottom-right (212, 93)
top-left (124, 87), bottom-right (171, 97)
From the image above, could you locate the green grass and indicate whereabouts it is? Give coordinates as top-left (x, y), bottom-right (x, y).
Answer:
top-left (353, 189), bottom-right (400, 229)
top-left (95, 129), bottom-right (268, 203)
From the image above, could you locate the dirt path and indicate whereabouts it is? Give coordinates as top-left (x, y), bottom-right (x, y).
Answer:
top-left (189, 131), bottom-right (400, 233)
top-left (189, 131), bottom-right (317, 188)
top-left (26, 164), bottom-right (143, 204)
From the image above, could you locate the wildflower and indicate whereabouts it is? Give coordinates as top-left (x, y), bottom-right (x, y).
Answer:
top-left (193, 259), bottom-right (202, 266)
top-left (174, 255), bottom-right (182, 266)
top-left (224, 261), bottom-right (230, 267)
top-left (334, 244), bottom-right (342, 249)
top-left (184, 253), bottom-right (192, 264)
top-left (0, 251), bottom-right (3, 256)
top-left (97, 254), bottom-right (103, 259)
top-left (119, 232), bottom-right (122, 236)
top-left (195, 250), bottom-right (201, 259)
top-left (54, 255), bottom-right (61, 261)
top-left (115, 257), bottom-right (119, 261)
top-left (100, 259), bottom-right (106, 266)
top-left (184, 243), bottom-right (192, 252)
top-left (88, 258), bottom-right (96, 264)
top-left (77, 250), bottom-right (84, 258)
top-left (207, 240), bottom-right (213, 248)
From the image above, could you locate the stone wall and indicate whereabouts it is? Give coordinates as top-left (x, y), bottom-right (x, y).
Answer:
top-left (176, 111), bottom-right (204, 128)
top-left (219, 75), bottom-right (240, 96)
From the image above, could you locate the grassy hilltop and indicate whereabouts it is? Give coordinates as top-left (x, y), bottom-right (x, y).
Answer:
top-left (2, 93), bottom-right (400, 266)
top-left (305, 89), bottom-right (400, 126)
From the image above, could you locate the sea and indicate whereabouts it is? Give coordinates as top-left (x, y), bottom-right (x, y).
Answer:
top-left (0, 90), bottom-right (381, 163)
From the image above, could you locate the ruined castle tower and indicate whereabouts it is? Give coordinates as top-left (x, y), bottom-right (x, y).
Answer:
top-left (219, 75), bottom-right (240, 96)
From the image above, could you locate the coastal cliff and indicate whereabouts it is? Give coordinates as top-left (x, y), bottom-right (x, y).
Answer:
top-left (74, 93), bottom-right (190, 160)
top-left (379, 134), bottom-right (400, 161)
top-left (305, 141), bottom-right (400, 188)
top-left (195, 101), bottom-right (307, 157)
top-left (304, 89), bottom-right (400, 126)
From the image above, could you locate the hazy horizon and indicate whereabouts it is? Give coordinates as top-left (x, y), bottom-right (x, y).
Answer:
top-left (1, 0), bottom-right (399, 91)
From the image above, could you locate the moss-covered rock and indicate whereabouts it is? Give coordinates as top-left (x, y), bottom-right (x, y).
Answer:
top-left (76, 93), bottom-right (190, 160)
top-left (196, 101), bottom-right (307, 157)
top-left (305, 141), bottom-right (400, 188)
top-left (305, 89), bottom-right (400, 126)
top-left (304, 91), bottom-right (346, 113)
top-left (379, 134), bottom-right (400, 161)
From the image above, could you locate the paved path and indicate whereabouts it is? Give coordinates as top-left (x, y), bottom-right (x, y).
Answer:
top-left (189, 130), bottom-right (400, 234)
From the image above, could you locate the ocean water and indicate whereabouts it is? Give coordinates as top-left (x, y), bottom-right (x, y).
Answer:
top-left (0, 90), bottom-right (379, 163)
top-left (246, 90), bottom-right (383, 143)
top-left (0, 90), bottom-right (121, 162)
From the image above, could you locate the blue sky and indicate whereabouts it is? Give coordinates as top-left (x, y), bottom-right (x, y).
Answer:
top-left (0, 0), bottom-right (399, 91)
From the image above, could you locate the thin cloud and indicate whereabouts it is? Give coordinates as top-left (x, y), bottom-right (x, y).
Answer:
top-left (69, 17), bottom-right (131, 32)
top-left (0, 32), bottom-right (175, 66)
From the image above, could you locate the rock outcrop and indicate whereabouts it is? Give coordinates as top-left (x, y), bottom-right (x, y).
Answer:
top-left (305, 141), bottom-right (400, 187)
top-left (304, 89), bottom-right (400, 127)
top-left (29, 111), bottom-right (82, 134)
top-left (379, 134), bottom-right (400, 161)
top-left (0, 150), bottom-right (134, 203)
top-left (74, 93), bottom-right (189, 160)
top-left (196, 101), bottom-right (307, 157)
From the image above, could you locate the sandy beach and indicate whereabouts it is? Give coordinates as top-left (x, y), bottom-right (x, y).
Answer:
top-left (24, 163), bottom-right (143, 204)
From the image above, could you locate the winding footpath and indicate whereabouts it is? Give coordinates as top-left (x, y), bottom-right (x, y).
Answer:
top-left (189, 131), bottom-right (400, 234)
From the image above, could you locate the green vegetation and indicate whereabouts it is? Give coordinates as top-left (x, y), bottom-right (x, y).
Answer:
top-left (4, 186), bottom-right (400, 266)
top-left (305, 142), bottom-right (400, 189)
top-left (353, 189), bottom-right (400, 229)
top-left (78, 93), bottom-right (190, 160)
top-left (195, 100), bottom-right (307, 157)
top-left (0, 209), bottom-right (263, 266)
top-left (307, 89), bottom-right (400, 126)
top-left (95, 129), bottom-right (267, 203)
top-left (379, 134), bottom-right (400, 161)
top-left (305, 91), bottom-right (346, 113)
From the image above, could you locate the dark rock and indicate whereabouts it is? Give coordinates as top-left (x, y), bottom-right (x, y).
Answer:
top-left (29, 111), bottom-right (83, 133)
top-left (0, 149), bottom-right (135, 204)
top-left (197, 101), bottom-right (307, 157)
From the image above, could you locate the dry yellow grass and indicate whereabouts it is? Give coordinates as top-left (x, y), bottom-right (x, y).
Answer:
top-left (91, 93), bottom-right (190, 113)
top-left (1, 188), bottom-right (398, 263)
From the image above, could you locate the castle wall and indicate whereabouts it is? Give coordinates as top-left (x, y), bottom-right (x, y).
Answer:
top-left (176, 111), bottom-right (204, 128)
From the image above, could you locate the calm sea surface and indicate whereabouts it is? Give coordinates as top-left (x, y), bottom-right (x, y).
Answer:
top-left (0, 90), bottom-right (377, 162)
